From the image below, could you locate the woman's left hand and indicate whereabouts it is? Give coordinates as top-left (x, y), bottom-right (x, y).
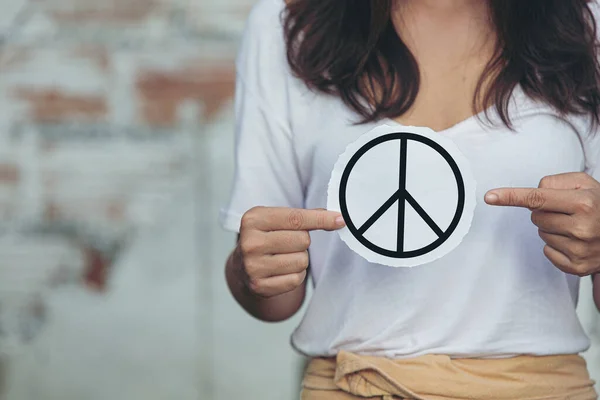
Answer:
top-left (485, 172), bottom-right (600, 277)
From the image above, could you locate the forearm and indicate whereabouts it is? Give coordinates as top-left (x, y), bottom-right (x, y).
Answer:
top-left (225, 247), bottom-right (307, 322)
top-left (593, 274), bottom-right (600, 312)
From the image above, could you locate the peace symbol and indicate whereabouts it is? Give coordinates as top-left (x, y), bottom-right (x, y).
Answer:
top-left (339, 132), bottom-right (466, 259)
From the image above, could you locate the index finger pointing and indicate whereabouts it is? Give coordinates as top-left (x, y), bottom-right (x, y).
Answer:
top-left (260, 208), bottom-right (346, 232)
top-left (484, 188), bottom-right (579, 214)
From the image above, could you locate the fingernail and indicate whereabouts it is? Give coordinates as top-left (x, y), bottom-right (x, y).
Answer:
top-left (485, 192), bottom-right (499, 204)
top-left (335, 216), bottom-right (346, 227)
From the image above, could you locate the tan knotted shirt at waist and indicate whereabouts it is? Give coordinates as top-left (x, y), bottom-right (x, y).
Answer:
top-left (301, 351), bottom-right (597, 400)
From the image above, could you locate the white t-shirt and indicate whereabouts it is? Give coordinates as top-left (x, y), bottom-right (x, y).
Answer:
top-left (220, 0), bottom-right (600, 358)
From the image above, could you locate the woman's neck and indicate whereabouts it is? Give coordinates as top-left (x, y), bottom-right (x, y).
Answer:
top-left (392, 0), bottom-right (495, 65)
top-left (389, 0), bottom-right (498, 131)
top-left (394, 0), bottom-right (490, 20)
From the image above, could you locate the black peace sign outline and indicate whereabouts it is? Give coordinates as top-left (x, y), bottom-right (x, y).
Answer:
top-left (339, 132), bottom-right (466, 258)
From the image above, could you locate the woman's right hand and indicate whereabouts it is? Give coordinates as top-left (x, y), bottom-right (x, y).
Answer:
top-left (236, 207), bottom-right (346, 298)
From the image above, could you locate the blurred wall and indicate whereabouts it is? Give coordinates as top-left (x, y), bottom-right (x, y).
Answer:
top-left (0, 0), bottom-right (306, 399)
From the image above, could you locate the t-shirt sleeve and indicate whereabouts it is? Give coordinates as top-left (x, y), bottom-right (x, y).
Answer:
top-left (219, 0), bottom-right (304, 233)
top-left (583, 0), bottom-right (600, 180)
top-left (581, 132), bottom-right (600, 181)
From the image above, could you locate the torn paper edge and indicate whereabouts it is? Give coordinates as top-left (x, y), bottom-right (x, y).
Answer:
top-left (327, 123), bottom-right (477, 268)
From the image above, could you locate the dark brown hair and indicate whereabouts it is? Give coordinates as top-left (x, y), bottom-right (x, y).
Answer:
top-left (283, 0), bottom-right (600, 127)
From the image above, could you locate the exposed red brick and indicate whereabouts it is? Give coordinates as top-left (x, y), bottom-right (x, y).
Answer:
top-left (135, 63), bottom-right (235, 126)
top-left (72, 45), bottom-right (111, 72)
top-left (83, 247), bottom-right (109, 292)
top-left (13, 87), bottom-right (107, 122)
top-left (42, 197), bottom-right (128, 223)
top-left (0, 163), bottom-right (20, 184)
top-left (50, 0), bottom-right (157, 23)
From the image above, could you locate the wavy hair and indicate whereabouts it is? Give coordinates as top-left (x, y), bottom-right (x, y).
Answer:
top-left (283, 0), bottom-right (600, 127)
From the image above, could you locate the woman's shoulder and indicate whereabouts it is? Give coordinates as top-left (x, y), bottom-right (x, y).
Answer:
top-left (244, 0), bottom-right (287, 38)
top-left (238, 0), bottom-right (288, 70)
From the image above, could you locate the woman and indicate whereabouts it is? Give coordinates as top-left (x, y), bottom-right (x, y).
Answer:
top-left (220, 0), bottom-right (600, 398)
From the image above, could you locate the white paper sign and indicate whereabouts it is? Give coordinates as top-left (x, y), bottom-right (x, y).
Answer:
top-left (327, 124), bottom-right (477, 267)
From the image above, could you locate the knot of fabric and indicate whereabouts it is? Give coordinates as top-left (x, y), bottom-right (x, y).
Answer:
top-left (301, 351), bottom-right (597, 400)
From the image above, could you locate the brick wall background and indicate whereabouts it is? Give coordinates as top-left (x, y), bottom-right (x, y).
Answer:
top-left (0, 1), bottom-right (309, 399)
top-left (0, 1), bottom-right (597, 399)
top-left (0, 0), bottom-right (311, 399)
top-left (0, 0), bottom-right (236, 349)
